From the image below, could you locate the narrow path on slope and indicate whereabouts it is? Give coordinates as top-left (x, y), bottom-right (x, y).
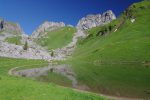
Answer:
top-left (53, 29), bottom-right (86, 60)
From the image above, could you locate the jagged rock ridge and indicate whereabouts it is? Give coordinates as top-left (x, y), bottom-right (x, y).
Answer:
top-left (32, 21), bottom-right (65, 38)
top-left (77, 10), bottom-right (116, 30)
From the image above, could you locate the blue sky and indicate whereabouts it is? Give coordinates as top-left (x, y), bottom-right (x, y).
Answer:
top-left (0, 0), bottom-right (141, 34)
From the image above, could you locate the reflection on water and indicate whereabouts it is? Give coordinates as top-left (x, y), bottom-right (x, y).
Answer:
top-left (10, 61), bottom-right (150, 98)
top-left (11, 64), bottom-right (78, 87)
top-left (69, 61), bottom-right (150, 98)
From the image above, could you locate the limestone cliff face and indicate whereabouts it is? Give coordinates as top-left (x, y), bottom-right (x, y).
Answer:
top-left (32, 21), bottom-right (65, 38)
top-left (77, 10), bottom-right (116, 30)
top-left (0, 19), bottom-right (24, 34)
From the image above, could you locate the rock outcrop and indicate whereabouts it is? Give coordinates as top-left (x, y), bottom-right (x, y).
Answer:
top-left (0, 18), bottom-right (26, 42)
top-left (32, 21), bottom-right (65, 38)
top-left (0, 18), bottom-right (24, 35)
top-left (77, 10), bottom-right (116, 30)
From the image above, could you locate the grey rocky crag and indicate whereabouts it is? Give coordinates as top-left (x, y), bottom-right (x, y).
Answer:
top-left (77, 10), bottom-right (116, 30)
top-left (0, 18), bottom-right (25, 41)
top-left (0, 18), bottom-right (24, 34)
top-left (32, 21), bottom-right (65, 38)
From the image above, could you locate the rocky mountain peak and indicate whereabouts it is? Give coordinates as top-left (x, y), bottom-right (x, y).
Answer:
top-left (31, 21), bottom-right (65, 38)
top-left (77, 10), bottom-right (116, 30)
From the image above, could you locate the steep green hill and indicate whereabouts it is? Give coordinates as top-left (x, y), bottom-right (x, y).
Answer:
top-left (76, 1), bottom-right (150, 62)
top-left (36, 26), bottom-right (76, 50)
top-left (0, 57), bottom-right (106, 100)
top-left (64, 1), bottom-right (150, 98)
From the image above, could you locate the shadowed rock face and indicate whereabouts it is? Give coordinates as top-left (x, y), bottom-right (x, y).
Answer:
top-left (0, 19), bottom-right (24, 34)
top-left (77, 10), bottom-right (116, 30)
top-left (0, 19), bottom-right (4, 31)
top-left (32, 21), bottom-right (65, 38)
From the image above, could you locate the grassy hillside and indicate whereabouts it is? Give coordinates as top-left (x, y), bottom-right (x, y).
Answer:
top-left (5, 36), bottom-right (22, 45)
top-left (64, 1), bottom-right (150, 98)
top-left (76, 1), bottom-right (150, 62)
top-left (0, 57), bottom-right (106, 100)
top-left (36, 26), bottom-right (76, 50)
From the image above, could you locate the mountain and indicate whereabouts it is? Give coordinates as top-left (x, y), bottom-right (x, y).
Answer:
top-left (65, 0), bottom-right (150, 98)
top-left (0, 19), bottom-right (53, 60)
top-left (31, 11), bottom-right (115, 59)
top-left (0, 10), bottom-right (121, 61)
top-left (32, 21), bottom-right (77, 50)
top-left (77, 10), bottom-right (116, 30)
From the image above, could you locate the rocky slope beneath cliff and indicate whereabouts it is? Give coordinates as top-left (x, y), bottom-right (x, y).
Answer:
top-left (0, 41), bottom-right (51, 60)
top-left (0, 19), bottom-right (52, 60)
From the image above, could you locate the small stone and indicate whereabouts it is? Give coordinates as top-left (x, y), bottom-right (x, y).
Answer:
top-left (131, 18), bottom-right (135, 23)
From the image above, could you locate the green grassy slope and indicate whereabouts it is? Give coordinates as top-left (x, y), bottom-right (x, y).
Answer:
top-left (0, 57), bottom-right (106, 100)
top-left (65, 1), bottom-right (150, 98)
top-left (5, 36), bottom-right (22, 45)
top-left (36, 26), bottom-right (76, 50)
top-left (76, 1), bottom-right (150, 62)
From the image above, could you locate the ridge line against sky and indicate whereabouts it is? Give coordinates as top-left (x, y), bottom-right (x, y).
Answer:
top-left (0, 0), bottom-right (142, 34)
